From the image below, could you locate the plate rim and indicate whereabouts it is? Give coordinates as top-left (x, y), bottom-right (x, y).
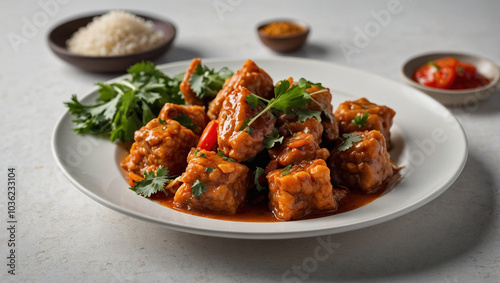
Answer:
top-left (51, 56), bottom-right (468, 239)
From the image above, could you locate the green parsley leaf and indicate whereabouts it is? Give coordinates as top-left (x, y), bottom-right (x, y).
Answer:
top-left (217, 149), bottom-right (237, 162)
top-left (65, 94), bottom-right (116, 137)
top-left (131, 166), bottom-right (173, 197)
top-left (189, 65), bottom-right (233, 99)
top-left (204, 166), bottom-right (215, 173)
top-left (110, 90), bottom-right (143, 142)
top-left (351, 111), bottom-right (369, 127)
top-left (272, 83), bottom-right (311, 114)
top-left (263, 128), bottom-right (284, 149)
top-left (193, 149), bottom-right (207, 158)
top-left (238, 79), bottom-right (333, 134)
top-left (295, 108), bottom-right (322, 123)
top-left (296, 78), bottom-right (331, 121)
top-left (254, 167), bottom-right (266, 191)
top-left (141, 102), bottom-right (156, 125)
top-left (274, 79), bottom-right (291, 98)
top-left (245, 126), bottom-right (254, 134)
top-left (297, 78), bottom-right (323, 89)
top-left (428, 61), bottom-right (440, 70)
top-left (173, 113), bottom-right (197, 131)
top-left (245, 94), bottom-right (260, 110)
top-left (239, 118), bottom-right (251, 131)
top-left (239, 79), bottom-right (310, 133)
top-left (65, 61), bottom-right (185, 143)
top-left (96, 82), bottom-right (117, 101)
top-left (191, 179), bottom-right (207, 198)
top-left (238, 118), bottom-right (254, 134)
top-left (338, 133), bottom-right (362, 151)
top-left (304, 91), bottom-right (333, 122)
top-left (282, 165), bottom-right (293, 176)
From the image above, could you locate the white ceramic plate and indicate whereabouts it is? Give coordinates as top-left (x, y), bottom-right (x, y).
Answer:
top-left (52, 57), bottom-right (467, 239)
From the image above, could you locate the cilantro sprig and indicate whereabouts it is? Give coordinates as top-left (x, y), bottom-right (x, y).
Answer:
top-left (263, 128), bottom-right (284, 149)
top-left (282, 165), bottom-right (293, 176)
top-left (217, 149), bottom-right (237, 162)
top-left (240, 79), bottom-right (315, 132)
top-left (297, 78), bottom-right (333, 122)
top-left (204, 166), bottom-right (215, 173)
top-left (173, 113), bottom-right (197, 131)
top-left (338, 133), bottom-right (362, 151)
top-left (65, 61), bottom-right (185, 143)
top-left (193, 148), bottom-right (207, 158)
top-left (191, 180), bottom-right (207, 198)
top-left (131, 166), bottom-right (174, 197)
top-left (189, 65), bottom-right (233, 99)
top-left (254, 167), bottom-right (266, 191)
top-left (428, 61), bottom-right (440, 70)
top-left (351, 111), bottom-right (369, 127)
top-left (297, 77), bottom-right (323, 89)
top-left (240, 78), bottom-right (333, 135)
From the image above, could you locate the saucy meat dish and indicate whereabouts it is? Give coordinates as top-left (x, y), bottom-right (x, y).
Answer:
top-left (121, 118), bottom-right (198, 177)
top-left (217, 86), bottom-right (276, 162)
top-left (328, 130), bottom-right (395, 192)
top-left (174, 149), bottom-right (249, 214)
top-left (207, 59), bottom-right (274, 120)
top-left (267, 159), bottom-right (347, 221)
top-left (122, 58), bottom-right (397, 221)
top-left (334, 97), bottom-right (395, 148)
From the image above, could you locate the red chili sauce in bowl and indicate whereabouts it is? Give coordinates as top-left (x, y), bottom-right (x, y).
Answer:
top-left (413, 57), bottom-right (490, 90)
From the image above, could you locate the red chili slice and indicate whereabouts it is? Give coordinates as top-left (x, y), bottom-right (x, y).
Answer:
top-left (197, 120), bottom-right (218, 151)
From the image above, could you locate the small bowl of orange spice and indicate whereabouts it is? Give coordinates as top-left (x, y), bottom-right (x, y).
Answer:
top-left (257, 19), bottom-right (309, 52)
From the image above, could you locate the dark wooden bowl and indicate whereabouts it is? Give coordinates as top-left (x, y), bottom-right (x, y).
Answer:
top-left (257, 19), bottom-right (309, 52)
top-left (47, 11), bottom-right (176, 73)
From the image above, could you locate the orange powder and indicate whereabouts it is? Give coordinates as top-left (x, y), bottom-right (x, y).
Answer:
top-left (261, 22), bottom-right (304, 37)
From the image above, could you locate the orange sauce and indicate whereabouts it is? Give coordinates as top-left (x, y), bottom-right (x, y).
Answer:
top-left (121, 142), bottom-right (402, 223)
top-left (150, 182), bottom-right (390, 222)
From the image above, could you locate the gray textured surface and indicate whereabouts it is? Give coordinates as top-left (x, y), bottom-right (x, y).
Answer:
top-left (1, 0), bottom-right (499, 282)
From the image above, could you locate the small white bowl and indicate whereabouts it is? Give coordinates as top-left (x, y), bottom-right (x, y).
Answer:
top-left (401, 52), bottom-right (499, 105)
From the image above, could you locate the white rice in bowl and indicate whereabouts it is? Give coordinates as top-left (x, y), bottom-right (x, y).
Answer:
top-left (67, 10), bottom-right (165, 56)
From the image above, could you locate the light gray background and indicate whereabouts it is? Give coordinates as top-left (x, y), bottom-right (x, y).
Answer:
top-left (1, 0), bottom-right (499, 282)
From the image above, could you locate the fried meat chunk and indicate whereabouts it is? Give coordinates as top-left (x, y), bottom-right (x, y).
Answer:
top-left (179, 58), bottom-right (204, 106)
top-left (304, 86), bottom-right (339, 142)
top-left (276, 115), bottom-right (324, 143)
top-left (121, 118), bottom-right (198, 176)
top-left (268, 132), bottom-right (330, 167)
top-left (328, 130), bottom-right (394, 192)
top-left (267, 159), bottom-right (347, 221)
top-left (158, 103), bottom-right (209, 136)
top-left (174, 149), bottom-right (249, 214)
top-left (334, 97), bottom-right (395, 146)
top-left (207, 59), bottom-right (274, 120)
top-left (217, 86), bottom-right (276, 162)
